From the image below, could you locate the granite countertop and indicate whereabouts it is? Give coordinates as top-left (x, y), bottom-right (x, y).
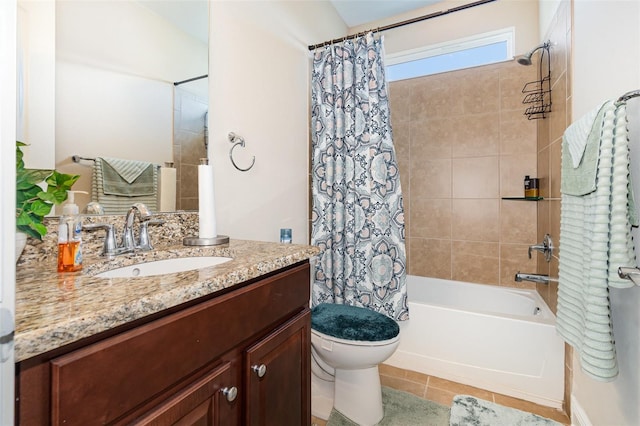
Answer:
top-left (15, 239), bottom-right (319, 363)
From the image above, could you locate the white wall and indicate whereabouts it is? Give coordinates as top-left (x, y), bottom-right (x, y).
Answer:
top-left (17, 0), bottom-right (55, 170)
top-left (54, 0), bottom-right (206, 210)
top-left (571, 1), bottom-right (640, 425)
top-left (0, 0), bottom-right (16, 423)
top-left (349, 0), bottom-right (539, 57)
top-left (539, 0), bottom-right (562, 41)
top-left (208, 1), bottom-right (346, 244)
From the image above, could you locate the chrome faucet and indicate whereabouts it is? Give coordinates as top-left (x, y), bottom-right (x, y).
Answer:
top-left (514, 272), bottom-right (558, 285)
top-left (122, 203), bottom-right (152, 252)
top-left (83, 203), bottom-right (163, 257)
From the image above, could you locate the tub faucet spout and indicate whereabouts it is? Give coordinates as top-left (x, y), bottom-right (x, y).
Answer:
top-left (514, 272), bottom-right (557, 285)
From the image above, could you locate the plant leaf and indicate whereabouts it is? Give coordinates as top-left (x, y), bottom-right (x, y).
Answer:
top-left (30, 222), bottom-right (48, 238)
top-left (17, 169), bottom-right (52, 188)
top-left (37, 190), bottom-right (57, 203)
top-left (16, 141), bottom-right (26, 169)
top-left (17, 224), bottom-right (42, 240)
top-left (16, 186), bottom-right (41, 204)
top-left (16, 210), bottom-right (33, 226)
top-left (15, 142), bottom-right (80, 239)
top-left (45, 171), bottom-right (81, 204)
top-left (46, 171), bottom-right (80, 189)
top-left (29, 199), bottom-right (53, 217)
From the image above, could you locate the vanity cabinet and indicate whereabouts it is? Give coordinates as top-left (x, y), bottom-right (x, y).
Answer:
top-left (244, 311), bottom-right (310, 425)
top-left (134, 360), bottom-right (237, 425)
top-left (16, 262), bottom-right (311, 426)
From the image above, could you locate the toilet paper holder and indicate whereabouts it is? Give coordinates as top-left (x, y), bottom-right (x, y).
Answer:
top-left (228, 132), bottom-right (255, 172)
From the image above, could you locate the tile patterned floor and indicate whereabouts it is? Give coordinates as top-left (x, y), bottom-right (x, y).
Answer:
top-left (311, 363), bottom-right (570, 426)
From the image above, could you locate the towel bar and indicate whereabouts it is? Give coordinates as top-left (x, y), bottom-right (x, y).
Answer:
top-left (72, 155), bottom-right (96, 163)
top-left (616, 89), bottom-right (640, 104)
top-left (617, 266), bottom-right (640, 286)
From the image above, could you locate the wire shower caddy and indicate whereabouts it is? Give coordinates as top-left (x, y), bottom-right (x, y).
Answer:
top-left (522, 43), bottom-right (551, 120)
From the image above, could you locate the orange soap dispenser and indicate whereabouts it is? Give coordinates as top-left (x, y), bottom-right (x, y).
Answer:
top-left (57, 190), bottom-right (86, 272)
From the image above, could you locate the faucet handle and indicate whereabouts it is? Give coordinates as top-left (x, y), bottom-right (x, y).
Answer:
top-left (528, 244), bottom-right (545, 259)
top-left (528, 234), bottom-right (554, 262)
top-left (83, 223), bottom-right (117, 256)
top-left (138, 219), bottom-right (165, 251)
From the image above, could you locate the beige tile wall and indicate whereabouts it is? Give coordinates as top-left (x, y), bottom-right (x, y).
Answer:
top-left (173, 87), bottom-right (208, 211)
top-left (389, 60), bottom-right (541, 288)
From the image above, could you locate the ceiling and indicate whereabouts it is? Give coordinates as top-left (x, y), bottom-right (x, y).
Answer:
top-left (329, 0), bottom-right (445, 27)
top-left (139, 0), bottom-right (445, 43)
top-left (137, 0), bottom-right (208, 43)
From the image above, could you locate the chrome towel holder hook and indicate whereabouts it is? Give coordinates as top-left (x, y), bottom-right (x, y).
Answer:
top-left (228, 132), bottom-right (255, 172)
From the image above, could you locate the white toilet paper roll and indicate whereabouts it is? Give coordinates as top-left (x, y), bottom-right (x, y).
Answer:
top-left (198, 162), bottom-right (217, 238)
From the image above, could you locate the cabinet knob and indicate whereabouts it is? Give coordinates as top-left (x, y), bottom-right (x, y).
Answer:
top-left (251, 363), bottom-right (267, 378)
top-left (220, 386), bottom-right (238, 402)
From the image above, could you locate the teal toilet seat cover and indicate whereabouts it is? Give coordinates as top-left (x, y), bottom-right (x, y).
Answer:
top-left (311, 303), bottom-right (400, 342)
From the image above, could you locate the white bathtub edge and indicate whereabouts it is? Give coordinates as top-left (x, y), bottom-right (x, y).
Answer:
top-left (392, 275), bottom-right (565, 410)
top-left (385, 351), bottom-right (564, 410)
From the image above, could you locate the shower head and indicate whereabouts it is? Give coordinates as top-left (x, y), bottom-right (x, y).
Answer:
top-left (517, 41), bottom-right (551, 66)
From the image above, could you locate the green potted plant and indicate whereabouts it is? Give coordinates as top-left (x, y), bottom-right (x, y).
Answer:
top-left (15, 141), bottom-right (80, 259)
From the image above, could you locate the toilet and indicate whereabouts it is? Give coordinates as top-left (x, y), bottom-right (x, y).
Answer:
top-left (310, 303), bottom-right (400, 426)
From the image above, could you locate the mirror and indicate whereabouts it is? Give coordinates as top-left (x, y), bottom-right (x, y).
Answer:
top-left (18, 0), bottom-right (208, 214)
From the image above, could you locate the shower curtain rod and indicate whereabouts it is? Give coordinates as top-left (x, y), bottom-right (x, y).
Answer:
top-left (174, 74), bottom-right (208, 86)
top-left (308, 0), bottom-right (496, 51)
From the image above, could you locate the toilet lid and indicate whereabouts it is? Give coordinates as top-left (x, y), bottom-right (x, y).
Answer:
top-left (311, 303), bottom-right (400, 342)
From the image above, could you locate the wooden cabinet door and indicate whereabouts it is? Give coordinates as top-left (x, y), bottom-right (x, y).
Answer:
top-left (133, 361), bottom-right (238, 426)
top-left (244, 309), bottom-right (310, 426)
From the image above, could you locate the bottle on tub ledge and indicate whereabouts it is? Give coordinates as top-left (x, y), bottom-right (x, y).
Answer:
top-left (57, 190), bottom-right (87, 272)
top-left (524, 175), bottom-right (539, 198)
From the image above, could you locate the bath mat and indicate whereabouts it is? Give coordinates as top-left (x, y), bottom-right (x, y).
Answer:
top-left (327, 386), bottom-right (450, 426)
top-left (450, 395), bottom-right (563, 426)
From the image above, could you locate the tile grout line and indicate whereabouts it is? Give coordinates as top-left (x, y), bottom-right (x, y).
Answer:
top-left (423, 375), bottom-right (430, 399)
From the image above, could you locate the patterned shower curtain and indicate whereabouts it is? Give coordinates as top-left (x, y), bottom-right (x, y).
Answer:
top-left (310, 32), bottom-right (408, 321)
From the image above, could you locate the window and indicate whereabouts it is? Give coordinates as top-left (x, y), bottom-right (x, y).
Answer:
top-left (385, 28), bottom-right (514, 82)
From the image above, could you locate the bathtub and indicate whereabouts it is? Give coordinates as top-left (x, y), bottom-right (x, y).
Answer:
top-left (385, 275), bottom-right (564, 409)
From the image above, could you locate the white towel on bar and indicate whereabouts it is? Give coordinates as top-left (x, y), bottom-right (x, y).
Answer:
top-left (563, 103), bottom-right (603, 168)
top-left (557, 100), bottom-right (638, 381)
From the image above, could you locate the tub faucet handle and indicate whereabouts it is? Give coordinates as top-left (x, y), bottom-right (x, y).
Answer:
top-left (528, 234), bottom-right (554, 262)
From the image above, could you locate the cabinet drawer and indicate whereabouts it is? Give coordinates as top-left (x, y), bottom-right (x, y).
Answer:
top-left (134, 361), bottom-right (236, 426)
top-left (50, 263), bottom-right (310, 425)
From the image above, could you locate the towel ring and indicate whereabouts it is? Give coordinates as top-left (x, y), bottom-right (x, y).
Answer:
top-left (228, 132), bottom-right (255, 172)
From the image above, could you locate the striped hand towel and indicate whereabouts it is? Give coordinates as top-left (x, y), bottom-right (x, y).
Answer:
top-left (92, 157), bottom-right (159, 214)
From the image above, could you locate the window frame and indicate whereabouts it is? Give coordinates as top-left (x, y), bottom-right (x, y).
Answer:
top-left (384, 27), bottom-right (515, 81)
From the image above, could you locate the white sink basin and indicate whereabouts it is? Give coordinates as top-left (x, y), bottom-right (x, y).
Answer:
top-left (95, 256), bottom-right (232, 278)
